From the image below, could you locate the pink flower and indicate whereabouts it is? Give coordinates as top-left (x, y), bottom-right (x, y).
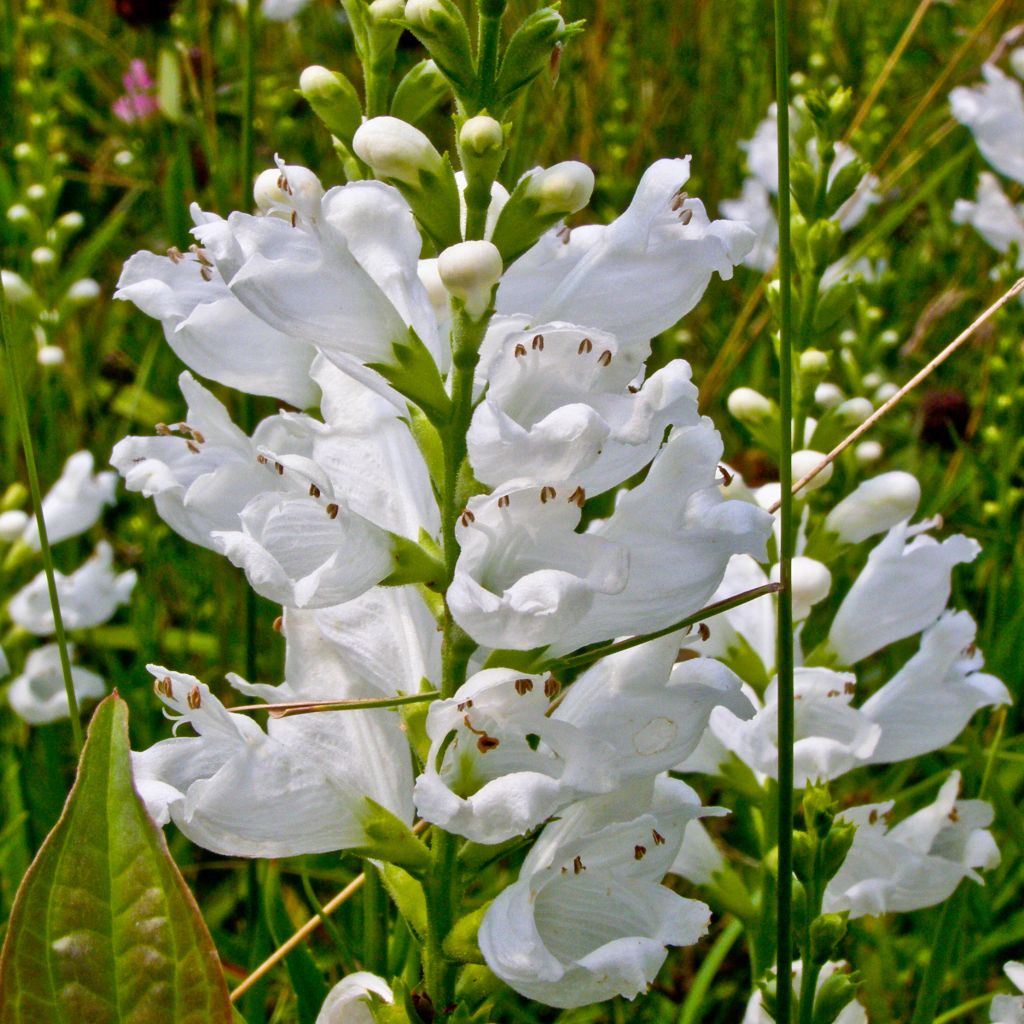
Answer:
top-left (113, 59), bottom-right (159, 124)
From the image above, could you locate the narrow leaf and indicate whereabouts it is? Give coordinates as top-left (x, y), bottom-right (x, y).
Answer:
top-left (0, 693), bottom-right (233, 1024)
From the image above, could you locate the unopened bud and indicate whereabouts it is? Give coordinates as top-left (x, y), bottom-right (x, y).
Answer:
top-left (66, 278), bottom-right (101, 304)
top-left (494, 7), bottom-right (571, 105)
top-left (854, 440), bottom-right (883, 465)
top-left (0, 509), bottom-right (29, 542)
top-left (810, 913), bottom-right (849, 964)
top-left (523, 161), bottom-right (594, 217)
top-left (2, 483), bottom-right (28, 512)
top-left (253, 158), bottom-right (324, 223)
top-left (822, 820), bottom-right (857, 880)
top-left (31, 246), bottom-right (56, 266)
top-left (57, 211), bottom-right (84, 232)
top-left (823, 471), bottom-right (920, 544)
top-left (353, 116), bottom-right (444, 186)
top-left (1, 269), bottom-right (36, 305)
top-left (26, 183), bottom-right (46, 202)
top-left (437, 240), bottom-right (502, 316)
top-left (1010, 46), bottom-right (1024, 80)
top-left (772, 556), bottom-right (831, 620)
top-left (299, 65), bottom-right (362, 146)
top-left (369, 0), bottom-right (404, 20)
top-left (812, 969), bottom-right (861, 1024)
top-left (727, 386), bottom-right (773, 422)
top-left (459, 115), bottom-right (504, 156)
top-left (800, 348), bottom-right (829, 375)
top-left (836, 396), bottom-right (873, 426)
top-left (874, 382), bottom-right (898, 403)
top-left (417, 258), bottom-right (448, 319)
top-left (38, 344), bottom-right (65, 366)
top-left (403, 0), bottom-right (476, 98)
top-left (814, 382), bottom-right (843, 409)
top-left (792, 450), bottom-right (832, 492)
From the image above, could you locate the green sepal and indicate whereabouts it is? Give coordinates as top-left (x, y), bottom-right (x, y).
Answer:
top-left (1, 482), bottom-right (28, 512)
top-left (821, 820), bottom-right (857, 881)
top-left (493, 8), bottom-right (584, 109)
top-left (803, 785), bottom-right (835, 839)
top-left (809, 912), bottom-right (849, 965)
top-left (812, 969), bottom-right (861, 1024)
top-left (300, 67), bottom-right (363, 149)
top-left (808, 219), bottom-right (842, 271)
top-left (488, 163), bottom-right (583, 264)
top-left (384, 531), bottom-right (446, 591)
top-left (824, 158), bottom-right (869, 220)
top-left (371, 979), bottom-right (416, 1024)
top-left (399, 0), bottom-right (477, 101)
top-left (458, 830), bottom-right (534, 871)
top-left (407, 404), bottom-right (445, 499)
top-left (455, 964), bottom-right (505, 1005)
top-left (367, 327), bottom-right (452, 426)
top-left (480, 646), bottom-right (547, 672)
top-left (379, 863), bottom-right (428, 940)
top-left (391, 59), bottom-right (451, 126)
top-left (443, 903), bottom-right (491, 964)
top-left (790, 158), bottom-right (818, 220)
top-left (350, 798), bottom-right (432, 875)
top-left (382, 154), bottom-right (463, 253)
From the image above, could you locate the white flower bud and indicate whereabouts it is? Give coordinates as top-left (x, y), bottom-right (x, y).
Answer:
top-left (113, 149), bottom-right (134, 168)
top-left (800, 349), bottom-right (829, 374)
top-left (814, 382), bottom-right (843, 409)
top-left (31, 246), bottom-right (56, 266)
top-left (1011, 46), bottom-right (1024, 80)
top-left (352, 116), bottom-right (444, 187)
top-left (7, 203), bottom-right (32, 225)
top-left (771, 556), bottom-right (831, 620)
top-left (37, 344), bottom-right (65, 366)
top-left (854, 440), bottom-right (883, 465)
top-left (57, 211), bottom-right (85, 232)
top-left (523, 161), bottom-right (595, 217)
top-left (26, 183), bottom-right (46, 202)
top-left (791, 449), bottom-right (832, 492)
top-left (437, 240), bottom-right (503, 316)
top-left (862, 371), bottom-right (882, 390)
top-left (460, 115), bottom-right (504, 156)
top-left (66, 278), bottom-right (101, 304)
top-left (0, 509), bottom-right (29, 542)
top-left (417, 258), bottom-right (448, 318)
top-left (2, 269), bottom-right (35, 305)
top-left (874, 382), bottom-right (898, 403)
top-left (836, 397), bottom-right (873, 426)
top-left (369, 0), bottom-right (404, 20)
top-left (13, 142), bottom-right (33, 161)
top-left (824, 471), bottom-right (921, 544)
top-left (404, 0), bottom-right (446, 29)
top-left (254, 157), bottom-right (324, 223)
top-left (727, 386), bottom-right (773, 422)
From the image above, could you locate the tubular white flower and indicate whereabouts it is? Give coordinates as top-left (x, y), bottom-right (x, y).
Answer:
top-left (8, 542), bottom-right (136, 635)
top-left (824, 471), bottom-right (921, 544)
top-left (827, 521), bottom-right (980, 665)
top-left (823, 772), bottom-right (1000, 918)
top-left (132, 657), bottom-right (414, 858)
top-left (467, 322), bottom-right (699, 492)
top-left (859, 611), bottom-right (1009, 765)
top-left (497, 158), bottom-right (755, 353)
top-left (952, 172), bottom-right (1024, 271)
top-left (707, 668), bottom-right (880, 786)
top-left (317, 973), bottom-right (394, 1024)
top-left (950, 64), bottom-right (1024, 185)
top-left (191, 180), bottom-right (441, 367)
top-left (437, 240), bottom-right (503, 316)
top-left (352, 116), bottom-right (445, 187)
top-left (19, 450), bottom-right (116, 550)
top-left (115, 247), bottom-right (318, 407)
top-left (478, 777), bottom-right (716, 1009)
top-left (991, 962), bottom-right (1024, 1024)
top-left (7, 644), bottom-right (105, 725)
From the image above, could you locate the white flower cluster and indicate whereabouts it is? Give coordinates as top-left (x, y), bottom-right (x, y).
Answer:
top-left (951, 51), bottom-right (1024, 283)
top-left (1, 452), bottom-right (134, 723)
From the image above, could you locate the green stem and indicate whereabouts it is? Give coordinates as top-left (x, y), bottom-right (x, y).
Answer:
top-left (475, 0), bottom-right (507, 110)
top-left (908, 887), bottom-right (965, 1024)
top-left (0, 275), bottom-right (81, 753)
top-left (362, 864), bottom-right (389, 976)
top-left (773, 1), bottom-right (795, 1021)
top-left (676, 918), bottom-right (744, 1024)
top-left (240, 0), bottom-right (257, 201)
top-left (933, 994), bottom-right (996, 1024)
top-left (365, 53), bottom-right (395, 119)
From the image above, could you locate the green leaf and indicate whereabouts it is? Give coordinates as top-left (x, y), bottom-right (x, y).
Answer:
top-left (367, 328), bottom-right (452, 427)
top-left (0, 694), bottom-right (233, 1024)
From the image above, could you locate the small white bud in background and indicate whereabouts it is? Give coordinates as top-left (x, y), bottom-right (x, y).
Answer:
top-left (254, 157), bottom-right (324, 223)
top-left (437, 240), bottom-right (503, 316)
top-left (404, 0), bottom-right (447, 29)
top-left (7, 203), bottom-right (32, 225)
top-left (0, 509), bottom-right (29, 542)
top-left (12, 142), bottom-right (33, 161)
top-left (824, 471), bottom-right (920, 543)
top-left (57, 211), bottom-right (85, 232)
top-left (791, 449), bottom-right (832, 492)
top-left (814, 382), bottom-right (843, 408)
top-left (854, 440), bottom-right (883, 465)
top-left (2, 269), bottom-right (36, 305)
top-left (459, 115), bottom-right (504, 156)
top-left (31, 246), bottom-right (56, 266)
top-left (727, 386), bottom-right (773, 422)
top-left (799, 348), bottom-right (829, 375)
top-left (874, 382), bottom-right (898, 403)
top-left (1009, 47), bottom-right (1024, 79)
top-left (523, 161), bottom-right (595, 217)
top-left (878, 328), bottom-right (900, 348)
top-left (862, 371), bottom-right (882, 390)
top-left (417, 258), bottom-right (448, 319)
top-left (26, 183), bottom-right (46, 202)
top-left (836, 397), bottom-right (873, 426)
top-left (113, 149), bottom-right (134, 168)
top-left (771, 556), bottom-right (831, 621)
top-left (37, 345), bottom-right (65, 366)
top-left (838, 328), bottom-right (857, 347)
top-left (353, 117), bottom-right (444, 187)
top-left (369, 0), bottom-right (404, 19)
top-left (66, 278), bottom-right (101, 304)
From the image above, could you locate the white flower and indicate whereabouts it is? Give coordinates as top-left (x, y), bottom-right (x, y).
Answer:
top-left (720, 177), bottom-right (778, 272)
top-left (951, 64), bottom-right (1024, 185)
top-left (497, 159), bottom-right (755, 354)
top-left (8, 542), bottom-right (136, 635)
top-left (0, 509), bottom-right (29, 542)
top-left (707, 668), bottom-right (880, 786)
top-left (191, 179), bottom-right (442, 368)
top-left (20, 451), bottom-right (117, 550)
top-left (253, 0), bottom-right (313, 21)
top-left (468, 321), bottom-right (699, 492)
top-left (7, 644), bottom-right (105, 724)
top-left (317, 973), bottom-right (394, 1024)
top-left (253, 155), bottom-right (325, 224)
top-left (991, 962), bottom-right (1024, 1024)
top-left (133, 648), bottom-right (414, 857)
top-left (952, 172), bottom-right (1024, 271)
top-left (116, 248), bottom-right (318, 408)
top-left (823, 472), bottom-right (922, 544)
top-left (0, 645), bottom-right (8, 678)
top-left (478, 777), bottom-right (716, 1008)
top-left (823, 772), bottom-right (1000, 918)
top-left (827, 521), bottom-right (980, 665)
top-left (449, 420), bottom-right (772, 653)
top-left (743, 961), bottom-right (866, 1024)
top-left (859, 611), bottom-right (1009, 765)
top-left (771, 556), bottom-right (832, 621)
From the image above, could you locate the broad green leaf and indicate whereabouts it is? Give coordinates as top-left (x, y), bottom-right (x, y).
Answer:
top-left (0, 693), bottom-right (233, 1024)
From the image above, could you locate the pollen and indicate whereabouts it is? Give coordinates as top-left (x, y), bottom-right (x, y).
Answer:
top-left (598, 350), bottom-right (612, 366)
top-left (634, 845), bottom-right (647, 860)
top-left (578, 337), bottom-right (593, 354)
top-left (572, 855), bottom-right (585, 874)
top-left (544, 677), bottom-right (560, 699)
top-left (326, 503), bottom-right (340, 519)
top-left (461, 508), bottom-right (476, 526)
top-left (568, 486), bottom-right (586, 508)
top-left (187, 686), bottom-right (202, 710)
top-left (540, 486), bottom-right (556, 503)
top-left (652, 829), bottom-right (666, 846)
top-left (514, 343), bottom-right (527, 358)
top-left (514, 678), bottom-right (534, 695)
top-left (532, 333), bottom-right (544, 351)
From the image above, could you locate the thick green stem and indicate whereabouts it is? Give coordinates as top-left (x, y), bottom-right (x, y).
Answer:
top-left (365, 53), bottom-right (395, 119)
top-left (773, 1), bottom-right (795, 1021)
top-left (362, 864), bottom-right (389, 976)
top-left (240, 0), bottom-right (257, 201)
top-left (0, 274), bottom-right (81, 753)
top-left (475, 0), bottom-right (507, 110)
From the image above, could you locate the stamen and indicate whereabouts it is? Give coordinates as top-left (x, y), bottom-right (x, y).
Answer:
top-left (678, 208), bottom-right (693, 226)
top-left (199, 266), bottom-right (213, 282)
top-left (187, 686), bottom-right (202, 710)
top-left (274, 462), bottom-right (284, 476)
top-left (326, 503), bottom-right (340, 519)
top-left (556, 224), bottom-right (572, 244)
top-left (463, 714), bottom-right (499, 753)
top-left (544, 677), bottom-right (560, 699)
top-left (191, 429), bottom-right (206, 444)
top-left (456, 699), bottom-right (474, 712)
top-left (532, 333), bottom-right (544, 351)
top-left (568, 486), bottom-right (586, 508)
top-left (572, 855), bottom-right (585, 874)
top-left (155, 423), bottom-right (170, 436)
top-left (717, 464), bottom-right (734, 486)
top-left (256, 454), bottom-right (269, 465)
top-left (652, 829), bottom-right (666, 846)
top-left (155, 676), bottom-right (173, 697)
top-left (948, 806), bottom-right (960, 823)
top-left (167, 246), bottom-right (183, 263)
top-left (514, 678), bottom-right (534, 695)
top-left (186, 440), bottom-right (200, 455)
top-left (598, 350), bottom-right (612, 367)
top-left (697, 622), bottom-right (711, 642)
top-left (188, 244), bottom-right (213, 268)
top-left (309, 483), bottom-right (321, 498)
top-left (460, 508), bottom-right (476, 526)
top-left (497, 494), bottom-right (510, 509)
top-left (290, 210), bottom-right (297, 228)
top-left (634, 845), bottom-right (647, 860)
top-left (540, 486), bottom-right (556, 503)
top-left (628, 385), bottom-right (639, 394)
top-left (843, 681), bottom-right (856, 695)
top-left (578, 337), bottom-right (593, 354)
top-left (514, 343), bottom-right (527, 358)
top-left (272, 615), bottom-right (283, 632)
